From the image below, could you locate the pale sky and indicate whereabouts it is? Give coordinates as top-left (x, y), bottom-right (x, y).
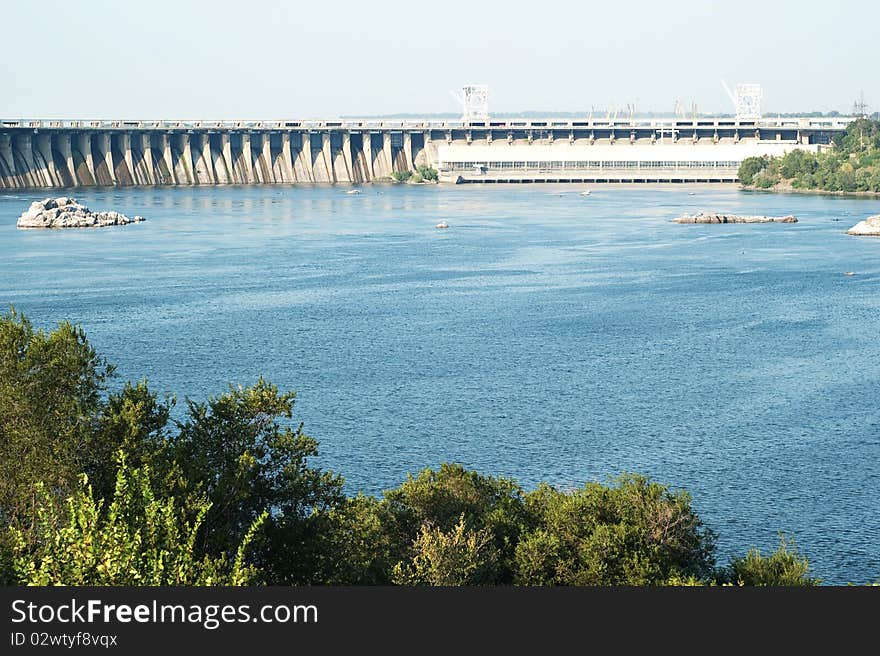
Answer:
top-left (1, 0), bottom-right (876, 119)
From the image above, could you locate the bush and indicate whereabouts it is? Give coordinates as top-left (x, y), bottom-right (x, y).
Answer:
top-left (416, 165), bottom-right (439, 182)
top-left (391, 167), bottom-right (438, 183)
top-left (515, 474), bottom-right (717, 585)
top-left (309, 494), bottom-right (394, 584)
top-left (9, 454), bottom-right (264, 585)
top-left (382, 463), bottom-right (529, 584)
top-left (721, 536), bottom-right (821, 586)
top-left (391, 515), bottom-right (499, 585)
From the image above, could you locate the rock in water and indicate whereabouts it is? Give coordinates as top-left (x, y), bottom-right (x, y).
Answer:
top-left (16, 197), bottom-right (146, 229)
top-left (846, 215), bottom-right (880, 236)
top-left (673, 211), bottom-right (797, 224)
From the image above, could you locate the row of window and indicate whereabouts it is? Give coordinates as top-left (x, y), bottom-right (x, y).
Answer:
top-left (446, 161), bottom-right (742, 171)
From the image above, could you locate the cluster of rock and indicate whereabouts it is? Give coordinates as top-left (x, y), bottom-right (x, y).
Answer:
top-left (17, 197), bottom-right (145, 229)
top-left (673, 212), bottom-right (797, 224)
top-left (846, 215), bottom-right (880, 236)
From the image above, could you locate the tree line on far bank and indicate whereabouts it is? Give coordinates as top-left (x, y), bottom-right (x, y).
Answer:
top-left (738, 118), bottom-right (880, 192)
top-left (1, 309), bottom-right (824, 586)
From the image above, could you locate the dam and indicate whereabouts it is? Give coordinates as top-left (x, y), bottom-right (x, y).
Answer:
top-left (0, 115), bottom-right (854, 189)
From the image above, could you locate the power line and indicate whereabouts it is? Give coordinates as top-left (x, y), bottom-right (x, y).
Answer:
top-left (852, 91), bottom-right (869, 118)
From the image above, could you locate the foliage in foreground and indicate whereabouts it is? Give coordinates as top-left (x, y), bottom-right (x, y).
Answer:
top-left (391, 515), bottom-right (499, 585)
top-left (0, 309), bottom-right (836, 586)
top-left (0, 307), bottom-right (115, 531)
top-left (514, 476), bottom-right (716, 585)
top-left (738, 118), bottom-right (880, 192)
top-left (721, 536), bottom-right (821, 586)
top-left (11, 455), bottom-right (264, 585)
top-left (168, 378), bottom-right (345, 583)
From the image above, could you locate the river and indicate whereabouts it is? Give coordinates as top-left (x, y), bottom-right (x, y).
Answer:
top-left (1, 183), bottom-right (878, 583)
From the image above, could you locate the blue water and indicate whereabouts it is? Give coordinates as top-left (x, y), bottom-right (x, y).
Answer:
top-left (1, 184), bottom-right (879, 584)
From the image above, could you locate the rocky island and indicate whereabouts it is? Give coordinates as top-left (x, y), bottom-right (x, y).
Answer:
top-left (846, 215), bottom-right (880, 236)
top-left (17, 197), bottom-right (145, 229)
top-left (673, 212), bottom-right (798, 224)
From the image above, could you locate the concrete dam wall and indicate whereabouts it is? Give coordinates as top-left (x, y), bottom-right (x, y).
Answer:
top-left (0, 117), bottom-right (852, 188)
top-left (0, 121), bottom-right (435, 189)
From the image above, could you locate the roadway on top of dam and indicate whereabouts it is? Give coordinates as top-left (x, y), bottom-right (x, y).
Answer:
top-left (0, 116), bottom-right (856, 133)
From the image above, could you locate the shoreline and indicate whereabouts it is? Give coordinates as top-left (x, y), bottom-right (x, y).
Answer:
top-left (0, 181), bottom-right (876, 195)
top-left (0, 181), bottom-right (742, 193)
top-left (740, 184), bottom-right (880, 199)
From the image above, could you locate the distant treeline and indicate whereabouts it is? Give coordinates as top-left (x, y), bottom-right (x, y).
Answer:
top-left (739, 118), bottom-right (880, 193)
top-left (0, 310), bottom-right (827, 586)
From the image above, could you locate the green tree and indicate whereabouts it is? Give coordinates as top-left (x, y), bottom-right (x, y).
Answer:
top-left (751, 169), bottom-right (778, 189)
top-left (169, 378), bottom-right (345, 583)
top-left (88, 380), bottom-right (174, 502)
top-left (854, 168), bottom-right (873, 192)
top-left (0, 309), bottom-right (123, 582)
top-left (835, 162), bottom-right (857, 191)
top-left (308, 494), bottom-right (395, 584)
top-left (780, 149), bottom-right (813, 179)
top-left (515, 474), bottom-right (717, 585)
top-left (10, 454), bottom-right (263, 585)
top-left (834, 118), bottom-right (880, 153)
top-left (0, 310), bottom-right (177, 584)
top-left (382, 463), bottom-right (530, 584)
top-left (391, 514), bottom-right (499, 586)
top-left (513, 527), bottom-right (564, 585)
top-left (738, 156), bottom-right (769, 186)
